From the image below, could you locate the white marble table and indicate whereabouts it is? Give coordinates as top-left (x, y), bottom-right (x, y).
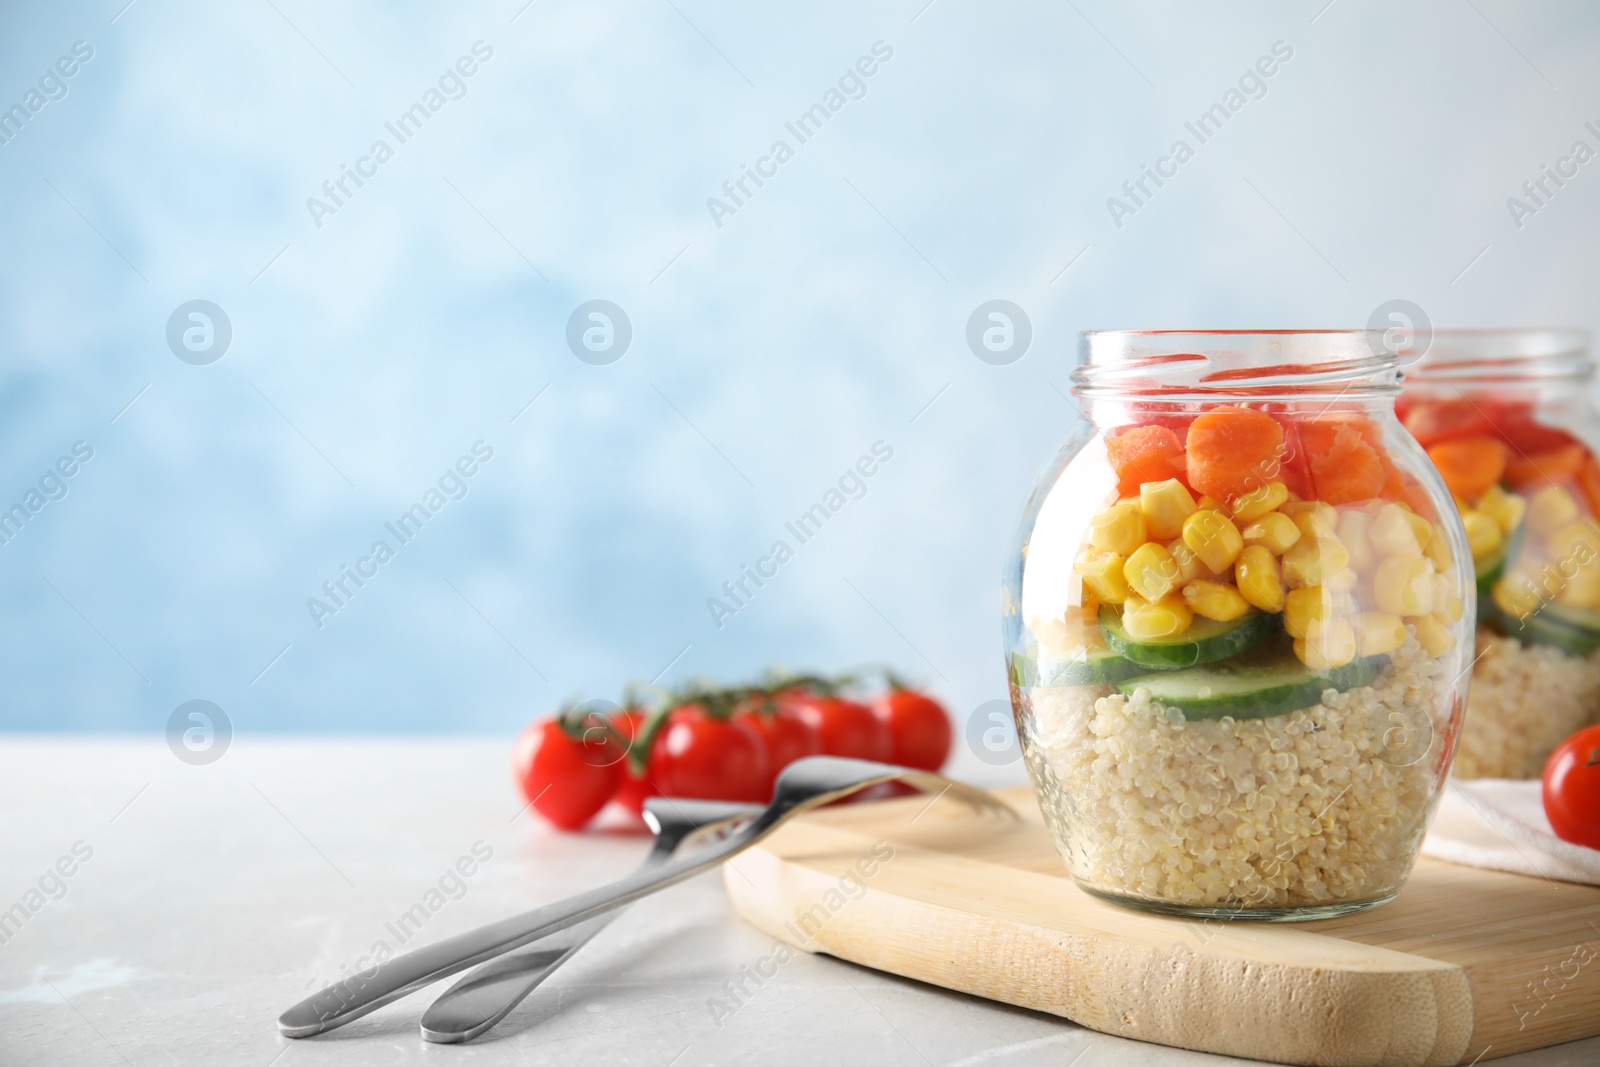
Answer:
top-left (2, 737), bottom-right (1596, 1067)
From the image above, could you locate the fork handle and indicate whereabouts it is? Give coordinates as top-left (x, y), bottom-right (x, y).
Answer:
top-left (417, 801), bottom-right (764, 1043)
top-left (275, 812), bottom-right (777, 1038)
top-left (419, 838), bottom-right (680, 1043)
top-left (418, 870), bottom-right (655, 1042)
top-left (417, 911), bottom-right (619, 1043)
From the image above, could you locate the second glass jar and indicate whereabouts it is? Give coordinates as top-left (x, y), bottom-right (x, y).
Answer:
top-left (1399, 328), bottom-right (1600, 779)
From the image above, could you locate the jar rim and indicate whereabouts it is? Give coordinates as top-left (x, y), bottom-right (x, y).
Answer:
top-left (1404, 327), bottom-right (1593, 385)
top-left (1074, 330), bottom-right (1401, 401)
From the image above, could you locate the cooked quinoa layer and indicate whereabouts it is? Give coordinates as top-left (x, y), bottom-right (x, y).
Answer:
top-left (1024, 641), bottom-right (1444, 909)
top-left (1453, 627), bottom-right (1600, 780)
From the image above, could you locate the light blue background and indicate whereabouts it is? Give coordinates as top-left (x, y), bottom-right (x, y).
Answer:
top-left (3, 1), bottom-right (1598, 732)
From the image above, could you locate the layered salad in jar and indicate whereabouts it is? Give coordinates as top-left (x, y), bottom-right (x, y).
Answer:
top-left (1399, 393), bottom-right (1600, 779)
top-left (1015, 404), bottom-right (1469, 917)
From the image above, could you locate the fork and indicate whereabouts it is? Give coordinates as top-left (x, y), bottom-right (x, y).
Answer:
top-left (419, 797), bottom-right (758, 1044)
top-left (277, 756), bottom-right (1013, 1038)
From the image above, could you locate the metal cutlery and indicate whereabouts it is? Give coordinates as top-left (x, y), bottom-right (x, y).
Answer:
top-left (419, 797), bottom-right (758, 1044)
top-left (277, 756), bottom-right (1014, 1039)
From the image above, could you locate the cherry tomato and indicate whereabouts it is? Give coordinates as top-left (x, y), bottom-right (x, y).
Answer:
top-left (782, 691), bottom-right (890, 762)
top-left (1494, 407), bottom-right (1580, 456)
top-left (871, 686), bottom-right (952, 771)
top-left (1398, 397), bottom-right (1499, 448)
top-left (511, 713), bottom-right (624, 830)
top-left (649, 704), bottom-right (770, 803)
top-left (612, 773), bottom-right (654, 817)
top-left (1543, 725), bottom-right (1600, 850)
top-left (732, 693), bottom-right (822, 795)
top-left (609, 708), bottom-right (657, 817)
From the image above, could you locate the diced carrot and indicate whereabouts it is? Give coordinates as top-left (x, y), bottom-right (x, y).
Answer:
top-left (1294, 417), bottom-right (1389, 505)
top-left (1568, 454), bottom-right (1600, 518)
top-left (1276, 420), bottom-right (1315, 500)
top-left (1317, 429), bottom-right (1389, 504)
top-left (1426, 436), bottom-right (1507, 500)
top-left (1184, 408), bottom-right (1285, 501)
top-left (1397, 474), bottom-right (1436, 519)
top-left (1341, 416), bottom-right (1406, 500)
top-left (1579, 456), bottom-right (1600, 519)
top-left (1105, 425), bottom-right (1185, 496)
top-left (1131, 412), bottom-right (1195, 438)
top-left (1505, 444), bottom-right (1587, 489)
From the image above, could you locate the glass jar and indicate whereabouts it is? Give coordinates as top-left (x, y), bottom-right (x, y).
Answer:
top-left (1005, 331), bottom-right (1473, 921)
top-left (1397, 328), bottom-right (1600, 780)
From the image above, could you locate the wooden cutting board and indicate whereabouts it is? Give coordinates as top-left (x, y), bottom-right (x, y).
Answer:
top-left (722, 787), bottom-right (1600, 1067)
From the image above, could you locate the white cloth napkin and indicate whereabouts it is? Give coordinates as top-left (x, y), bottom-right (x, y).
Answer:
top-left (1422, 778), bottom-right (1600, 886)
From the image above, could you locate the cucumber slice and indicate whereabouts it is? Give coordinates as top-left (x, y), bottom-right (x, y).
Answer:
top-left (1116, 648), bottom-right (1385, 720)
top-left (1017, 627), bottom-right (1143, 687)
top-left (1475, 523), bottom-right (1520, 623)
top-left (1099, 605), bottom-right (1278, 668)
top-left (1542, 603), bottom-right (1600, 634)
top-left (1476, 548), bottom-right (1506, 588)
top-left (1038, 645), bottom-right (1144, 686)
top-left (1518, 609), bottom-right (1600, 657)
top-left (1475, 550), bottom-right (1505, 621)
top-left (1007, 651), bottom-right (1034, 688)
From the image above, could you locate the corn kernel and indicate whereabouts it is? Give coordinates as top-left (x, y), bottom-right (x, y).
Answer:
top-left (1234, 545), bottom-right (1283, 613)
top-left (1460, 511), bottom-right (1502, 563)
top-left (1139, 478), bottom-right (1198, 540)
top-left (1181, 579), bottom-right (1251, 622)
top-left (1298, 617), bottom-right (1356, 669)
top-left (1293, 510), bottom-right (1339, 542)
top-left (1556, 558), bottom-right (1600, 609)
top-left (1280, 499), bottom-right (1332, 520)
top-left (1411, 614), bottom-right (1456, 657)
top-left (1231, 481), bottom-right (1290, 524)
top-left (1074, 547), bottom-right (1130, 604)
top-left (1166, 539), bottom-right (1213, 583)
top-left (1196, 495), bottom-right (1223, 512)
top-left (1089, 501), bottom-right (1147, 555)
top-left (1423, 522), bottom-right (1454, 574)
top-left (1123, 542), bottom-right (1179, 602)
top-left (1492, 573), bottom-right (1543, 620)
top-left (1242, 512), bottom-right (1301, 555)
top-left (1374, 556), bottom-right (1435, 616)
top-left (1550, 519), bottom-right (1600, 562)
top-left (1324, 567), bottom-right (1360, 593)
top-left (1527, 485), bottom-right (1580, 538)
top-left (1403, 509), bottom-right (1434, 549)
top-left (1182, 509), bottom-right (1244, 572)
top-left (1281, 500), bottom-right (1338, 540)
top-left (1281, 536), bottom-right (1351, 589)
top-left (1354, 611), bottom-right (1407, 656)
top-left (1336, 512), bottom-right (1375, 575)
top-left (1121, 593), bottom-right (1193, 640)
top-left (1429, 573), bottom-right (1463, 621)
top-left (1370, 503), bottom-right (1430, 556)
top-left (1284, 585), bottom-right (1336, 638)
top-left (1479, 485), bottom-right (1526, 535)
